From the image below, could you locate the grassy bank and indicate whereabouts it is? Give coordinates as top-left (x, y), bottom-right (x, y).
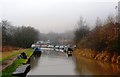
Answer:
top-left (73, 49), bottom-right (120, 64)
top-left (2, 49), bottom-right (33, 77)
top-left (0, 49), bottom-right (24, 63)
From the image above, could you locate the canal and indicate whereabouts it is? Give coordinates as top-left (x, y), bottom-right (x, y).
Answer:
top-left (27, 48), bottom-right (120, 76)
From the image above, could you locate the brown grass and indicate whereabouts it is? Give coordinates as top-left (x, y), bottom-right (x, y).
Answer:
top-left (2, 46), bottom-right (23, 52)
top-left (0, 46), bottom-right (24, 62)
top-left (73, 49), bottom-right (120, 64)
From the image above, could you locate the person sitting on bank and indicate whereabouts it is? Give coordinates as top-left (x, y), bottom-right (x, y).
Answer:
top-left (18, 52), bottom-right (27, 59)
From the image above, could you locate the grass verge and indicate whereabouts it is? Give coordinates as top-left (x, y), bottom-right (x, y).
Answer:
top-left (0, 49), bottom-right (25, 63)
top-left (1, 49), bottom-right (33, 77)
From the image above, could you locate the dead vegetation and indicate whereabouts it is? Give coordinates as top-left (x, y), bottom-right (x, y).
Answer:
top-left (73, 49), bottom-right (120, 64)
top-left (2, 46), bottom-right (23, 52)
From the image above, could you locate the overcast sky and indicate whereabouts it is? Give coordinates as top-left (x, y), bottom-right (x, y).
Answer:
top-left (0, 0), bottom-right (119, 33)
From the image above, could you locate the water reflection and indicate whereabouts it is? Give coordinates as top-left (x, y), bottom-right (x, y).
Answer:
top-left (75, 57), bottom-right (120, 75)
top-left (28, 48), bottom-right (120, 75)
top-left (30, 52), bottom-right (41, 70)
top-left (27, 48), bottom-right (78, 75)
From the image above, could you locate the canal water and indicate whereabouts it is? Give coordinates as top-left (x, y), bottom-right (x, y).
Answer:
top-left (27, 48), bottom-right (120, 75)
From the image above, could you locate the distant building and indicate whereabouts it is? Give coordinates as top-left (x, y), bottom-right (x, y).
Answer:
top-left (59, 39), bottom-right (73, 45)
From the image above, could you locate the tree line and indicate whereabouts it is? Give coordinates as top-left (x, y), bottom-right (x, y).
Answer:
top-left (40, 30), bottom-right (74, 45)
top-left (74, 15), bottom-right (120, 54)
top-left (1, 20), bottom-right (40, 48)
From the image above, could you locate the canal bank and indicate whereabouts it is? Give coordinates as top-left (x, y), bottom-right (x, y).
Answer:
top-left (73, 49), bottom-right (120, 64)
top-left (2, 49), bottom-right (33, 77)
top-left (74, 56), bottom-right (120, 75)
top-left (73, 49), bottom-right (120, 75)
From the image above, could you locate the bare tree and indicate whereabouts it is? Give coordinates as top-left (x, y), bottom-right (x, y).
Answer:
top-left (95, 17), bottom-right (102, 27)
top-left (105, 14), bottom-right (115, 24)
top-left (13, 26), bottom-right (40, 48)
top-left (77, 16), bottom-right (86, 27)
top-left (74, 16), bottom-right (89, 44)
top-left (0, 22), bottom-right (2, 47)
top-left (1, 20), bottom-right (12, 45)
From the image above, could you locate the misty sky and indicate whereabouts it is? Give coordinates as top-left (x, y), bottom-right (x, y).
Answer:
top-left (0, 0), bottom-right (119, 33)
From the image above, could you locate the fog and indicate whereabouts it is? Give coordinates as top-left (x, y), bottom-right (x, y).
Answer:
top-left (1, 0), bottom-right (119, 33)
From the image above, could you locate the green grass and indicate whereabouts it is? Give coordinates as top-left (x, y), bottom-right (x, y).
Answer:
top-left (1, 49), bottom-right (33, 77)
top-left (0, 58), bottom-right (1, 61)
